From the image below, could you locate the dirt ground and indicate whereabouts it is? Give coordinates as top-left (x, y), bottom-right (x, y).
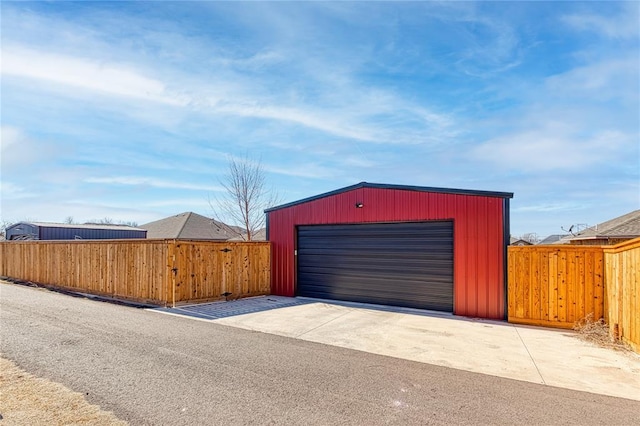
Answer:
top-left (0, 357), bottom-right (127, 425)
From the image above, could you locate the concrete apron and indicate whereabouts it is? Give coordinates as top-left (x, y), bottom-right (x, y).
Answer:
top-left (152, 299), bottom-right (640, 401)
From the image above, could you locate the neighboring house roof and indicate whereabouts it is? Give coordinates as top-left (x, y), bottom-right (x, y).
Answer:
top-left (570, 210), bottom-right (640, 241)
top-left (140, 212), bottom-right (241, 240)
top-left (509, 237), bottom-right (533, 246)
top-left (228, 228), bottom-right (267, 241)
top-left (538, 234), bottom-right (571, 245)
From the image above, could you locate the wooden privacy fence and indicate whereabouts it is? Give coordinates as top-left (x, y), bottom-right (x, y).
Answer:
top-left (604, 239), bottom-right (640, 352)
top-left (0, 239), bottom-right (270, 306)
top-left (508, 239), bottom-right (639, 352)
top-left (508, 245), bottom-right (605, 329)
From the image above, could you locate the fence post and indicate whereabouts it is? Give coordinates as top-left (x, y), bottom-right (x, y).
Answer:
top-left (165, 239), bottom-right (177, 308)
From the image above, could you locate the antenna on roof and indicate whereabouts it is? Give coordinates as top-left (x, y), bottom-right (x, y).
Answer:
top-left (561, 223), bottom-right (590, 236)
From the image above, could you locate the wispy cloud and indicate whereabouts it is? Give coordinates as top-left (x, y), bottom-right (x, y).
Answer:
top-left (0, 182), bottom-right (34, 200)
top-left (562, 3), bottom-right (640, 39)
top-left (513, 203), bottom-right (583, 213)
top-left (84, 177), bottom-right (222, 192)
top-left (472, 38), bottom-right (638, 174)
top-left (1, 46), bottom-right (187, 106)
top-left (544, 56), bottom-right (639, 104)
top-left (1, 126), bottom-right (60, 173)
top-left (263, 163), bottom-right (341, 180)
top-left (145, 198), bottom-right (212, 209)
top-left (473, 128), bottom-right (633, 172)
top-left (0, 126), bottom-right (22, 151)
top-left (2, 45), bottom-right (456, 146)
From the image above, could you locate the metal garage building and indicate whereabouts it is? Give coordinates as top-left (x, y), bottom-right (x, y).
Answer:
top-left (5, 222), bottom-right (147, 240)
top-left (265, 182), bottom-right (513, 320)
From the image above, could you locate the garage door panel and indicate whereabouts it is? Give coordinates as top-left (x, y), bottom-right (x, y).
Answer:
top-left (300, 279), bottom-right (453, 299)
top-left (299, 253), bottom-right (445, 264)
top-left (298, 247), bottom-right (454, 259)
top-left (298, 237), bottom-right (453, 248)
top-left (297, 221), bottom-right (454, 312)
top-left (298, 258), bottom-right (453, 272)
top-left (300, 277), bottom-right (453, 296)
top-left (299, 260), bottom-right (454, 268)
top-left (298, 265), bottom-right (454, 280)
top-left (298, 247), bottom-right (453, 258)
top-left (300, 284), bottom-right (453, 310)
top-left (298, 271), bottom-right (455, 288)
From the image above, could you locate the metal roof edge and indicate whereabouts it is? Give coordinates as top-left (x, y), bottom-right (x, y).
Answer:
top-left (6, 221), bottom-right (146, 231)
top-left (364, 182), bottom-right (514, 199)
top-left (265, 182), bottom-right (366, 213)
top-left (265, 182), bottom-right (513, 213)
top-left (571, 234), bottom-right (640, 241)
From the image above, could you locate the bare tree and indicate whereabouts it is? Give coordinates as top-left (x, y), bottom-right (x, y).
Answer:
top-left (0, 220), bottom-right (13, 240)
top-left (85, 217), bottom-right (115, 225)
top-left (64, 216), bottom-right (75, 224)
top-left (83, 218), bottom-right (139, 227)
top-left (519, 233), bottom-right (541, 244)
top-left (211, 155), bottom-right (280, 241)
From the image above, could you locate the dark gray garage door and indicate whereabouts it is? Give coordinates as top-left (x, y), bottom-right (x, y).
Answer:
top-left (296, 221), bottom-right (453, 312)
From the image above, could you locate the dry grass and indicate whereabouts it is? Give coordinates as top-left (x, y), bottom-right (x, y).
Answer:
top-left (0, 357), bottom-right (127, 425)
top-left (573, 313), bottom-right (631, 352)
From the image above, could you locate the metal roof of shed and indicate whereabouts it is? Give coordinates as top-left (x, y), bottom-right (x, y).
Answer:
top-left (265, 182), bottom-right (514, 213)
top-left (16, 222), bottom-right (144, 231)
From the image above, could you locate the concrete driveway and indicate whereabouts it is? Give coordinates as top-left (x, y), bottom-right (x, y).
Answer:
top-left (152, 296), bottom-right (640, 402)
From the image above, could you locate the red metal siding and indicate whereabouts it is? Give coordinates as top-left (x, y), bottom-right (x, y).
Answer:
top-left (268, 187), bottom-right (507, 319)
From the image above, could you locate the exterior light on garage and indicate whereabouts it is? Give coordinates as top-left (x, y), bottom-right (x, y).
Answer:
top-left (355, 202), bottom-right (364, 208)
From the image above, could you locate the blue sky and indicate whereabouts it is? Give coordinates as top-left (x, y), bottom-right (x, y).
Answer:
top-left (1, 1), bottom-right (638, 237)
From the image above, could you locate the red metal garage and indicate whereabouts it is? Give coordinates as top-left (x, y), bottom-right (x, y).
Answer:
top-left (265, 182), bottom-right (513, 320)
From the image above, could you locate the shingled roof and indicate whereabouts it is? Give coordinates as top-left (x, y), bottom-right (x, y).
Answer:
top-left (538, 234), bottom-right (571, 245)
top-left (140, 212), bottom-right (241, 240)
top-left (571, 210), bottom-right (640, 241)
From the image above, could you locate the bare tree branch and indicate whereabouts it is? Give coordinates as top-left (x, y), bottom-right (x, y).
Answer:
top-left (0, 220), bottom-right (13, 240)
top-left (519, 233), bottom-right (541, 244)
top-left (210, 155), bottom-right (281, 241)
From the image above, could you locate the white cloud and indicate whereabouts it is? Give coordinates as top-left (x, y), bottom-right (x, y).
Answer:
top-left (1, 45), bottom-right (455, 146)
top-left (0, 182), bottom-right (34, 200)
top-left (215, 49), bottom-right (286, 70)
top-left (562, 4), bottom-right (640, 39)
top-left (263, 163), bottom-right (340, 179)
top-left (145, 198), bottom-right (211, 208)
top-left (0, 4), bottom-right (460, 147)
top-left (0, 126), bottom-right (58, 172)
top-left (1, 46), bottom-right (188, 106)
top-left (84, 176), bottom-right (222, 192)
top-left (513, 203), bottom-right (583, 213)
top-left (473, 128), bottom-right (632, 172)
top-left (0, 126), bottom-right (22, 151)
top-left (472, 50), bottom-right (638, 174)
top-left (545, 57), bottom-right (639, 102)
